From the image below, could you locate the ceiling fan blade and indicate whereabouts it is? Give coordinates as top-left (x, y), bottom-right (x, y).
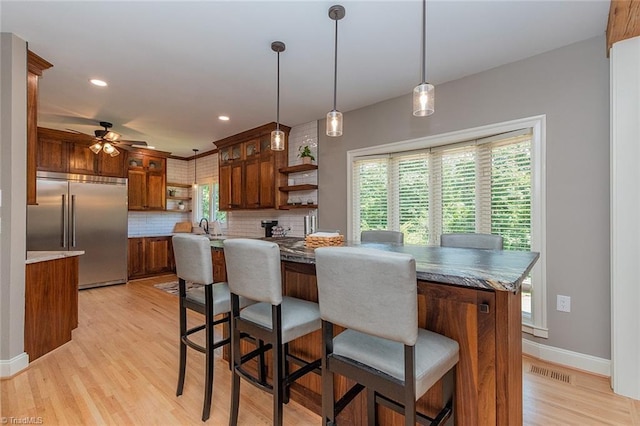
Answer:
top-left (118, 140), bottom-right (148, 147)
top-left (65, 128), bottom-right (96, 138)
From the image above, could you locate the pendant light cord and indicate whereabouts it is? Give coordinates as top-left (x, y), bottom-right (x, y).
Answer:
top-left (333, 15), bottom-right (339, 111)
top-left (421, 0), bottom-right (426, 84)
top-left (276, 49), bottom-right (280, 131)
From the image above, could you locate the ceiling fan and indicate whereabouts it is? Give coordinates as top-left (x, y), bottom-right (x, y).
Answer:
top-left (68, 121), bottom-right (148, 157)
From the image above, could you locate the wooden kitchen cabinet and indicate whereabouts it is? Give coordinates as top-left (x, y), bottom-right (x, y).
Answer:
top-left (37, 127), bottom-right (128, 178)
top-left (25, 255), bottom-right (78, 361)
top-left (128, 236), bottom-right (175, 280)
top-left (216, 123), bottom-right (289, 211)
top-left (127, 153), bottom-right (167, 211)
top-left (27, 51), bottom-right (53, 205)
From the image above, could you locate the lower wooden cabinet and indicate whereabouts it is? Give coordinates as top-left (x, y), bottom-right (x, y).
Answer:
top-left (25, 256), bottom-right (79, 361)
top-left (128, 236), bottom-right (175, 279)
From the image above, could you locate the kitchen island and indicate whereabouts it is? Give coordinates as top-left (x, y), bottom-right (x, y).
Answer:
top-left (210, 238), bottom-right (538, 425)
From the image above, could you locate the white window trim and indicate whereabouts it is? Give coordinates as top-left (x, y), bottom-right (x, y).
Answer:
top-left (346, 115), bottom-right (547, 336)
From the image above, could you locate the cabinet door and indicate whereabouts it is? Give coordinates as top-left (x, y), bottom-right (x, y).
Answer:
top-left (128, 238), bottom-right (145, 279)
top-left (411, 282), bottom-right (497, 426)
top-left (128, 170), bottom-right (146, 210)
top-left (230, 162), bottom-right (243, 209)
top-left (98, 151), bottom-right (126, 177)
top-left (146, 171), bottom-right (166, 210)
top-left (145, 237), bottom-right (172, 274)
top-left (37, 137), bottom-right (68, 172)
top-left (68, 143), bottom-right (96, 175)
top-left (244, 158), bottom-right (260, 208)
top-left (219, 164), bottom-right (232, 211)
top-left (259, 156), bottom-right (275, 208)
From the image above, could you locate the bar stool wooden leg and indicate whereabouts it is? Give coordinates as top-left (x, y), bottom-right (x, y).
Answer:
top-left (322, 322), bottom-right (335, 426)
top-left (176, 278), bottom-right (188, 396)
top-left (273, 307), bottom-right (284, 426)
top-left (202, 285), bottom-right (215, 421)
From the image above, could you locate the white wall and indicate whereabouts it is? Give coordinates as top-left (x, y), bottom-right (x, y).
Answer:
top-left (0, 33), bottom-right (29, 376)
top-left (319, 35), bottom-right (611, 361)
top-left (610, 35), bottom-right (640, 399)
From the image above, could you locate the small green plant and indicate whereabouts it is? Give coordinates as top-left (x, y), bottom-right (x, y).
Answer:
top-left (297, 145), bottom-right (315, 161)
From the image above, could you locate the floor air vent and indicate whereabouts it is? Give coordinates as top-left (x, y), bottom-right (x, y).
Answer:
top-left (529, 365), bottom-right (572, 384)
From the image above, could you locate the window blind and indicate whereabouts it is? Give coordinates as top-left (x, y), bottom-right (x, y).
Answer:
top-left (351, 128), bottom-right (532, 249)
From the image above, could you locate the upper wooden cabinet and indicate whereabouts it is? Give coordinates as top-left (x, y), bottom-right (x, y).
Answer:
top-left (36, 128), bottom-right (127, 178)
top-left (127, 151), bottom-right (167, 211)
top-left (216, 123), bottom-right (289, 210)
top-left (27, 51), bottom-right (53, 205)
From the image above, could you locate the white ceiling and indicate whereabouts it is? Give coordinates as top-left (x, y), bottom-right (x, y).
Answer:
top-left (2, 0), bottom-right (609, 157)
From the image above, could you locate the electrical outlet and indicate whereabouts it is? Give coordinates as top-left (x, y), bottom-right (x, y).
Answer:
top-left (557, 295), bottom-right (571, 313)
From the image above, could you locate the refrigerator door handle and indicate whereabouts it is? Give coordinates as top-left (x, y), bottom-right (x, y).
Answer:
top-left (62, 194), bottom-right (68, 248)
top-left (71, 194), bottom-right (77, 247)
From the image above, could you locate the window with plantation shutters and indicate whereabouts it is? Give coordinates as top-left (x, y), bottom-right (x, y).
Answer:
top-left (348, 119), bottom-right (545, 337)
top-left (352, 158), bottom-right (389, 234)
top-left (351, 130), bottom-right (532, 248)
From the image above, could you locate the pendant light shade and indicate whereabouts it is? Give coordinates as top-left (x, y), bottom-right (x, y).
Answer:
top-left (413, 0), bottom-right (434, 117)
top-left (327, 5), bottom-right (345, 137)
top-left (271, 41), bottom-right (286, 151)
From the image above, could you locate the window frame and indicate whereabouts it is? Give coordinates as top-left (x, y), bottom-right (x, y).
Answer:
top-left (346, 115), bottom-right (547, 337)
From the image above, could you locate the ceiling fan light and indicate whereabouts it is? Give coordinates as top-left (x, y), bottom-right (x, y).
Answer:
top-left (89, 141), bottom-right (103, 154)
top-left (104, 131), bottom-right (121, 141)
top-left (103, 142), bottom-right (115, 154)
top-left (326, 110), bottom-right (343, 137)
top-left (271, 130), bottom-right (285, 151)
top-left (413, 82), bottom-right (434, 117)
top-left (109, 147), bottom-right (120, 157)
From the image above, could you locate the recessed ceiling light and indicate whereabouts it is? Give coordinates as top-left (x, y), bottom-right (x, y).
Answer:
top-left (90, 79), bottom-right (107, 87)
top-left (218, 115), bottom-right (230, 121)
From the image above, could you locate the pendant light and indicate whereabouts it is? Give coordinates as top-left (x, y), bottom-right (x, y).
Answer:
top-left (413, 0), bottom-right (434, 117)
top-left (270, 41), bottom-right (286, 151)
top-left (192, 149), bottom-right (199, 188)
top-left (326, 5), bottom-right (345, 137)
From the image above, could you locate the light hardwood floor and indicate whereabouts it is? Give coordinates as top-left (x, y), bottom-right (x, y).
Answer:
top-left (2, 276), bottom-right (638, 425)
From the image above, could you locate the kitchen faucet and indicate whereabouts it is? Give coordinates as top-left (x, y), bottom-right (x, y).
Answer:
top-left (198, 218), bottom-right (209, 234)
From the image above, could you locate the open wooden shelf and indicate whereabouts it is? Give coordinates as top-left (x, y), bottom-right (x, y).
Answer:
top-left (279, 184), bottom-right (318, 192)
top-left (279, 164), bottom-right (318, 174)
top-left (279, 204), bottom-right (318, 210)
top-left (166, 182), bottom-right (192, 188)
top-left (167, 196), bottom-right (192, 201)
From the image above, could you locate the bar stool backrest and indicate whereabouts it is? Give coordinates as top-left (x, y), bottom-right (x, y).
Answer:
top-left (315, 247), bottom-right (417, 346)
top-left (223, 238), bottom-right (283, 305)
top-left (440, 233), bottom-right (503, 250)
top-left (173, 234), bottom-right (214, 285)
top-left (360, 230), bottom-right (404, 244)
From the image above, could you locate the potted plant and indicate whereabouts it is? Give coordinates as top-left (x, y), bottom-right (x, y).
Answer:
top-left (298, 145), bottom-right (315, 164)
top-left (177, 200), bottom-right (185, 210)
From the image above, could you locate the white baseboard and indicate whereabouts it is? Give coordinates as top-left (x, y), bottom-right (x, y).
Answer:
top-left (0, 352), bottom-right (29, 378)
top-left (523, 338), bottom-right (611, 377)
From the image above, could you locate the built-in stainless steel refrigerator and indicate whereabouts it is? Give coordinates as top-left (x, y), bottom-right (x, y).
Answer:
top-left (27, 171), bottom-right (128, 289)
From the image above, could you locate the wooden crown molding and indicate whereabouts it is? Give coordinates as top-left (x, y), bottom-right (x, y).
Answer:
top-left (607, 0), bottom-right (640, 55)
top-left (213, 122), bottom-right (291, 149)
top-left (27, 50), bottom-right (53, 76)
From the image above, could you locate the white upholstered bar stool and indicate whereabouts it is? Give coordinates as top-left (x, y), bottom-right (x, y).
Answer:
top-left (361, 230), bottom-right (404, 244)
top-left (440, 233), bottom-right (503, 250)
top-left (315, 247), bottom-right (459, 426)
top-left (172, 234), bottom-right (233, 422)
top-left (224, 239), bottom-right (322, 426)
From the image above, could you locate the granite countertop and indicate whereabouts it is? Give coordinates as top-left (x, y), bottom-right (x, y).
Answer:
top-left (26, 250), bottom-right (85, 265)
top-left (211, 237), bottom-right (539, 293)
